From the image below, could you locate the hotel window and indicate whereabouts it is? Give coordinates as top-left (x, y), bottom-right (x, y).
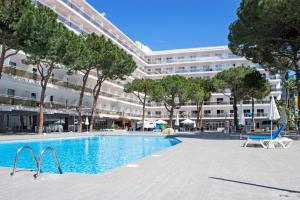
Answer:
top-left (204, 110), bottom-right (211, 116)
top-left (244, 109), bottom-right (251, 116)
top-left (190, 56), bottom-right (197, 61)
top-left (190, 66), bottom-right (197, 72)
top-left (178, 56), bottom-right (185, 60)
top-left (215, 65), bottom-right (223, 71)
top-left (31, 93), bottom-right (36, 99)
top-left (154, 58), bottom-right (162, 63)
top-left (203, 65), bottom-right (210, 71)
top-left (7, 89), bottom-right (15, 97)
top-left (257, 109), bottom-right (264, 116)
top-left (50, 96), bottom-right (54, 103)
top-left (155, 68), bottom-right (161, 73)
top-left (217, 98), bottom-right (223, 104)
top-left (9, 61), bottom-right (16, 67)
top-left (203, 76), bottom-right (210, 80)
top-left (166, 57), bottom-right (173, 63)
top-left (166, 68), bottom-right (173, 72)
top-left (32, 68), bottom-right (37, 80)
top-left (155, 111), bottom-right (161, 116)
top-left (217, 110), bottom-right (224, 116)
top-left (176, 67), bottom-right (185, 72)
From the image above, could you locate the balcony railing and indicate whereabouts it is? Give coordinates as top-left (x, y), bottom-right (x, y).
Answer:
top-left (149, 100), bottom-right (271, 107)
top-left (59, 0), bottom-right (146, 61)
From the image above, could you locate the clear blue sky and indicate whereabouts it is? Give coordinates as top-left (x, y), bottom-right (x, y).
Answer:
top-left (86, 0), bottom-right (241, 51)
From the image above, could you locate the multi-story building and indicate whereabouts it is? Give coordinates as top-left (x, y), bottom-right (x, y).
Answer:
top-left (0, 0), bottom-right (282, 133)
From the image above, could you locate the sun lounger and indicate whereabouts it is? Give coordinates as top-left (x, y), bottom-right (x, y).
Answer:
top-left (243, 124), bottom-right (293, 148)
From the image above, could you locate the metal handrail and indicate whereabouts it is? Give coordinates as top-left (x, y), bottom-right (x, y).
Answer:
top-left (11, 146), bottom-right (39, 176)
top-left (34, 147), bottom-right (62, 178)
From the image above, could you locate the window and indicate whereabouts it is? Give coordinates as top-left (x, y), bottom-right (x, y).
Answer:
top-left (204, 110), bottom-right (211, 117)
top-left (203, 65), bottom-right (210, 71)
top-left (217, 110), bottom-right (224, 116)
top-left (32, 68), bottom-right (37, 80)
top-left (257, 109), bottom-right (264, 117)
top-left (217, 98), bottom-right (223, 104)
top-left (166, 57), bottom-right (173, 63)
top-left (155, 68), bottom-right (161, 73)
top-left (7, 89), bottom-right (15, 97)
top-left (166, 67), bottom-right (173, 72)
top-left (50, 96), bottom-right (54, 103)
top-left (190, 66), bottom-right (198, 72)
top-left (155, 111), bottom-right (161, 116)
top-left (215, 65), bottom-right (223, 71)
top-left (190, 56), bottom-right (196, 61)
top-left (9, 61), bottom-right (16, 67)
top-left (244, 109), bottom-right (251, 117)
top-left (178, 56), bottom-right (185, 60)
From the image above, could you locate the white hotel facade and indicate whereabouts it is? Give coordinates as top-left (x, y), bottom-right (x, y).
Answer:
top-left (0, 0), bottom-right (282, 133)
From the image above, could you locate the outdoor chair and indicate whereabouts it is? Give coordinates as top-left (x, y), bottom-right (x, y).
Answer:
top-left (243, 124), bottom-right (293, 148)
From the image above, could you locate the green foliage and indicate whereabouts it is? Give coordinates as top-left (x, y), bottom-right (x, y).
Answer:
top-left (215, 66), bottom-right (254, 101)
top-left (188, 78), bottom-right (214, 104)
top-left (229, 0), bottom-right (300, 72)
top-left (0, 0), bottom-right (32, 46)
top-left (0, 0), bottom-right (33, 78)
top-left (151, 75), bottom-right (189, 127)
top-left (228, 0), bottom-right (300, 115)
top-left (65, 33), bottom-right (102, 73)
top-left (244, 70), bottom-right (270, 100)
top-left (153, 75), bottom-right (189, 108)
top-left (124, 78), bottom-right (155, 101)
top-left (17, 5), bottom-right (58, 64)
top-left (100, 39), bottom-right (137, 81)
top-left (215, 66), bottom-right (258, 130)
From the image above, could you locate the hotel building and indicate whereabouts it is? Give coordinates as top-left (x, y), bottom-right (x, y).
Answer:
top-left (0, 0), bottom-right (282, 133)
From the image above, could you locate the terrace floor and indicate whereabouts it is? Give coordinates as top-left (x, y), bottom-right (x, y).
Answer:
top-left (0, 133), bottom-right (299, 200)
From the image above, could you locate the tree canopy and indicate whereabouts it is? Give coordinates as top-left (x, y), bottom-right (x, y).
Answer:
top-left (215, 66), bottom-right (255, 130)
top-left (0, 0), bottom-right (33, 78)
top-left (151, 75), bottom-right (189, 127)
top-left (124, 78), bottom-right (156, 131)
top-left (188, 78), bottom-right (215, 128)
top-left (228, 0), bottom-right (300, 113)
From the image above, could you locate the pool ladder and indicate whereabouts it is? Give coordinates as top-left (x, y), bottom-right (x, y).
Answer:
top-left (11, 146), bottom-right (63, 178)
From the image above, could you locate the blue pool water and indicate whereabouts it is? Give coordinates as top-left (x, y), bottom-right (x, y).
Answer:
top-left (0, 136), bottom-right (180, 174)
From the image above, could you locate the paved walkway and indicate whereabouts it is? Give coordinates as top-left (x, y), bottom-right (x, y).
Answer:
top-left (0, 135), bottom-right (299, 200)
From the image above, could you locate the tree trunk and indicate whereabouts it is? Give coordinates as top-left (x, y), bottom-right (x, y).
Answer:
top-left (295, 68), bottom-right (300, 117)
top-left (0, 45), bottom-right (6, 79)
top-left (77, 69), bottom-right (90, 133)
top-left (37, 62), bottom-right (53, 134)
top-left (141, 96), bottom-right (146, 132)
top-left (89, 81), bottom-right (102, 132)
top-left (251, 97), bottom-right (255, 131)
top-left (233, 96), bottom-right (239, 132)
top-left (38, 85), bottom-right (47, 134)
top-left (196, 102), bottom-right (203, 128)
top-left (169, 107), bottom-right (174, 128)
top-left (199, 108), bottom-right (203, 129)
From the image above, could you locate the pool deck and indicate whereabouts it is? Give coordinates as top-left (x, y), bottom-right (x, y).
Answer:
top-left (0, 133), bottom-right (300, 200)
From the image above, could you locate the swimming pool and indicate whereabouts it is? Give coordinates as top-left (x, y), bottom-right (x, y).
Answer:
top-left (0, 136), bottom-right (181, 174)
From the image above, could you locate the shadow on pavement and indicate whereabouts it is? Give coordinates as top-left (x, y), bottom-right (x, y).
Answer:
top-left (210, 177), bottom-right (300, 193)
